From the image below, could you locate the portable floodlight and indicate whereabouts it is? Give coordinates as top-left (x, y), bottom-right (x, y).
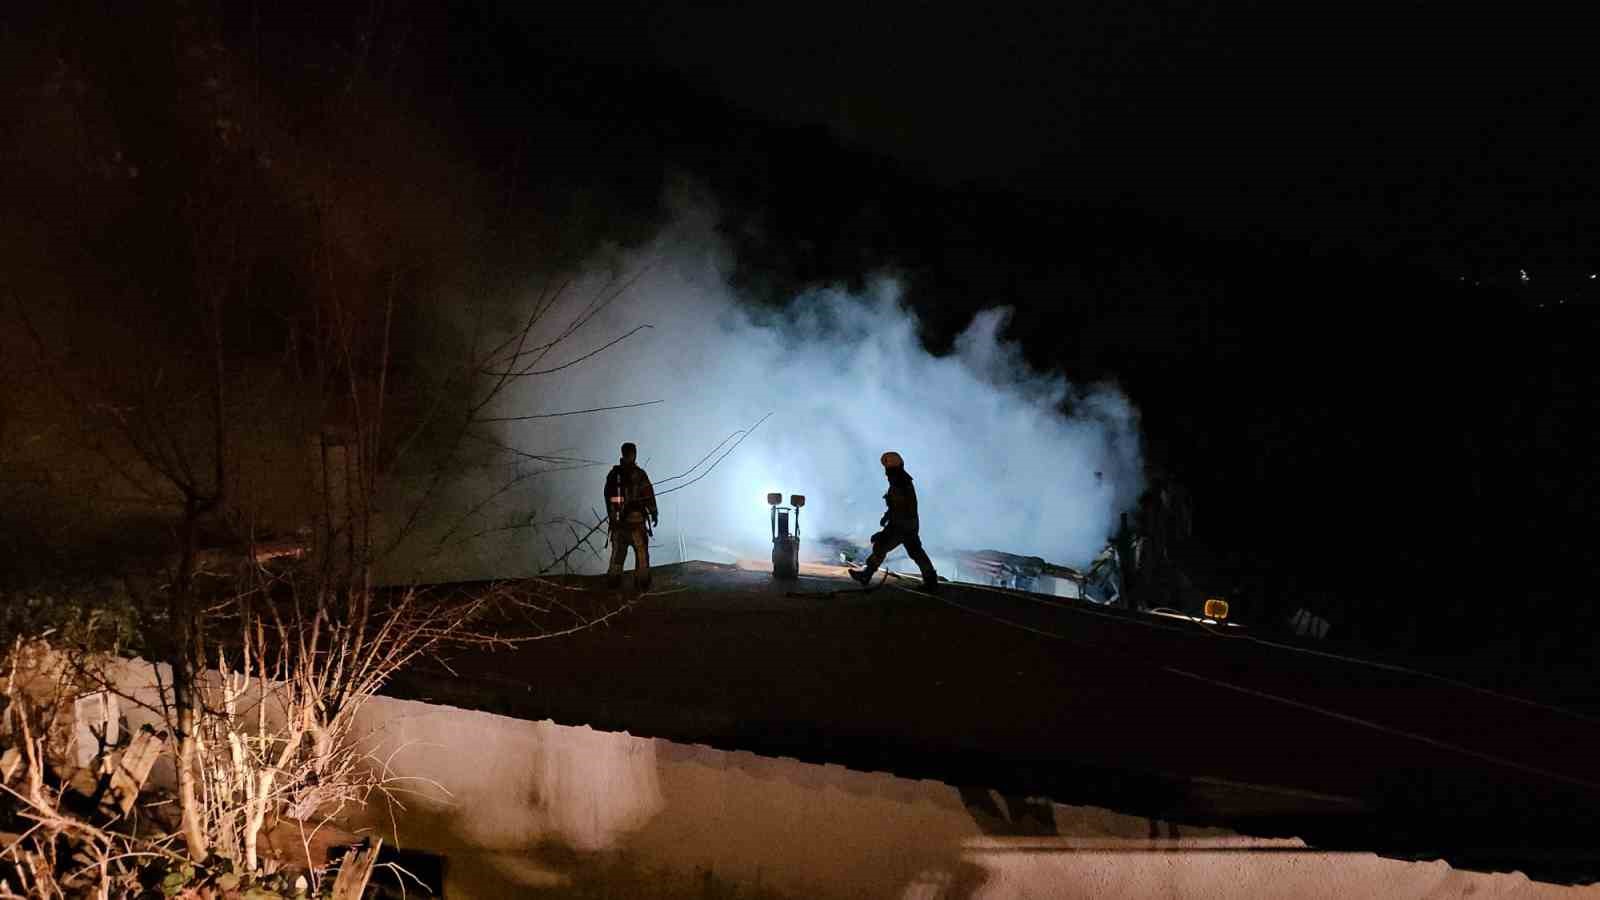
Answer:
top-left (1203, 597), bottom-right (1230, 621)
top-left (767, 491), bottom-right (804, 580)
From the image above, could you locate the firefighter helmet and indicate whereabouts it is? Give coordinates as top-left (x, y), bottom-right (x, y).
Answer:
top-left (880, 451), bottom-right (904, 469)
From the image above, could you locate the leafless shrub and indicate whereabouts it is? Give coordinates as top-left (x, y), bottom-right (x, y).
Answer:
top-left (5, 4), bottom-right (758, 892)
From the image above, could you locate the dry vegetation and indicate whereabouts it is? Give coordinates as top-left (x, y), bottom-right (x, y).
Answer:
top-left (0, 5), bottom-right (684, 896)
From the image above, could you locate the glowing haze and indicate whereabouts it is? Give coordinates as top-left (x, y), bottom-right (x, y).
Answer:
top-left (406, 196), bottom-right (1143, 580)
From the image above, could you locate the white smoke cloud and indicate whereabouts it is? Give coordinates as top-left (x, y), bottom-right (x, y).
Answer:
top-left (395, 191), bottom-right (1143, 581)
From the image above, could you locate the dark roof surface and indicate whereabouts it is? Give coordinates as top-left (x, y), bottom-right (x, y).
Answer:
top-left (386, 561), bottom-right (1600, 884)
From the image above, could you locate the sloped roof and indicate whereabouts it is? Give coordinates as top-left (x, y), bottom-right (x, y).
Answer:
top-left (386, 560), bottom-right (1600, 885)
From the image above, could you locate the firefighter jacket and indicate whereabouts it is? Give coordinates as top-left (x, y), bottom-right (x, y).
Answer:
top-left (605, 463), bottom-right (658, 526)
top-left (882, 470), bottom-right (920, 533)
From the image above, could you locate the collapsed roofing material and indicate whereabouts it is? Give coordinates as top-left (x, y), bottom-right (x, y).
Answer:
top-left (815, 536), bottom-right (1119, 603)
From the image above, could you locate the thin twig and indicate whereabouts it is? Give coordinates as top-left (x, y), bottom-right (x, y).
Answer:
top-left (478, 399), bottom-right (664, 422)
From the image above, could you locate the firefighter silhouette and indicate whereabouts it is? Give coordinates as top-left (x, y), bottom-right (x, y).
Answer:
top-left (605, 442), bottom-right (658, 590)
top-left (850, 451), bottom-right (940, 592)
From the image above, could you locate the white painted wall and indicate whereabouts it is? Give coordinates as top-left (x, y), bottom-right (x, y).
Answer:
top-left (347, 695), bottom-right (1597, 900)
top-left (99, 656), bottom-right (1598, 899)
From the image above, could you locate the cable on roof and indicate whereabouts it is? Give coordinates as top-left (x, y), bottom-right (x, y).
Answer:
top-left (890, 579), bottom-right (1600, 792)
top-left (936, 576), bottom-right (1599, 726)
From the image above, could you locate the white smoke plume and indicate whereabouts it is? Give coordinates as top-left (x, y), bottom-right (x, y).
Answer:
top-left (396, 194), bottom-right (1143, 581)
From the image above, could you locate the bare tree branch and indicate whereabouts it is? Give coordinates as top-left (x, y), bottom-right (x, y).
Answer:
top-left (479, 323), bottom-right (655, 378)
top-left (478, 399), bottom-right (664, 423)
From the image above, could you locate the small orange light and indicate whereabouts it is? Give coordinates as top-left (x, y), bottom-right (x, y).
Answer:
top-left (1203, 597), bottom-right (1229, 620)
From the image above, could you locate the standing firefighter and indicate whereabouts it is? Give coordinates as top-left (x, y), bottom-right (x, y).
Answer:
top-left (850, 451), bottom-right (940, 592)
top-left (605, 442), bottom-right (658, 590)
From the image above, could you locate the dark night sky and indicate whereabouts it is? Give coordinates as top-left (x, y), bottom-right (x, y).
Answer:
top-left (457, 1), bottom-right (1600, 648)
top-left (6, 2), bottom-right (1597, 657)
top-left (497, 2), bottom-right (1600, 277)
